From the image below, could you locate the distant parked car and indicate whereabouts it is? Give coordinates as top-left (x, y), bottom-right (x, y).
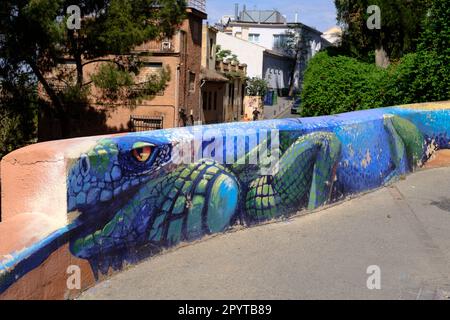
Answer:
top-left (291, 98), bottom-right (301, 114)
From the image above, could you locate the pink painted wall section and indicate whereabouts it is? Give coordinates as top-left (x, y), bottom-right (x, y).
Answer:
top-left (0, 137), bottom-right (99, 256)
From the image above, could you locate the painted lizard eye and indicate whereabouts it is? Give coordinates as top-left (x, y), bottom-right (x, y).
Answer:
top-left (131, 142), bottom-right (154, 162)
top-left (80, 154), bottom-right (90, 176)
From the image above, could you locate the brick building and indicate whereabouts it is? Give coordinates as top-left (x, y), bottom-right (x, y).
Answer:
top-left (200, 25), bottom-right (247, 124)
top-left (39, 1), bottom-right (207, 140)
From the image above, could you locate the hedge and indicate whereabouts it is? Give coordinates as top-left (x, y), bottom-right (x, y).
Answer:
top-left (300, 50), bottom-right (449, 117)
top-left (300, 52), bottom-right (389, 117)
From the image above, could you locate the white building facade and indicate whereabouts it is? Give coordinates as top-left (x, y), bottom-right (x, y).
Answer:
top-left (216, 32), bottom-right (265, 78)
top-left (217, 7), bottom-right (330, 94)
top-left (216, 32), bottom-right (295, 93)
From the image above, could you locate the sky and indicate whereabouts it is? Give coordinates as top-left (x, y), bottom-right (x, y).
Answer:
top-left (206, 0), bottom-right (338, 32)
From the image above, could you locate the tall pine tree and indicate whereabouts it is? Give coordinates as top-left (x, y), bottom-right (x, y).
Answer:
top-left (0, 0), bottom-right (186, 138)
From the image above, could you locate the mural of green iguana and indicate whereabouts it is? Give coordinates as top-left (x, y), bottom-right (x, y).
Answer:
top-left (2, 105), bottom-right (450, 292)
top-left (66, 113), bottom-right (429, 275)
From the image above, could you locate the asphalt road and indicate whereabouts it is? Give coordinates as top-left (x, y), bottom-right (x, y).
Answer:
top-left (276, 106), bottom-right (301, 119)
top-left (79, 167), bottom-right (450, 300)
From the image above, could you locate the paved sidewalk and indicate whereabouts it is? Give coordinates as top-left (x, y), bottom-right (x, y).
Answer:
top-left (80, 166), bottom-right (450, 300)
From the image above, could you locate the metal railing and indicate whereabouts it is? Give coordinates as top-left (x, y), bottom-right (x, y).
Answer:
top-left (133, 39), bottom-right (175, 53)
top-left (130, 115), bottom-right (164, 132)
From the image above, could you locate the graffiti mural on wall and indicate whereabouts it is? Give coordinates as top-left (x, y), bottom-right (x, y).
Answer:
top-left (1, 103), bottom-right (450, 294)
top-left (67, 130), bottom-right (343, 275)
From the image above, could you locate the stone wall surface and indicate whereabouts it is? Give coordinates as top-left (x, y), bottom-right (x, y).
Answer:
top-left (1, 101), bottom-right (450, 299)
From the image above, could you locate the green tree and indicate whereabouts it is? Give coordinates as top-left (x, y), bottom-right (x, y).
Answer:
top-left (280, 26), bottom-right (310, 97)
top-left (216, 45), bottom-right (239, 63)
top-left (0, 0), bottom-right (186, 138)
top-left (385, 0), bottom-right (450, 104)
top-left (300, 0), bottom-right (449, 117)
top-left (0, 71), bottom-right (38, 158)
top-left (418, 0), bottom-right (449, 59)
top-left (335, 0), bottom-right (431, 67)
top-left (300, 51), bottom-right (388, 116)
top-left (246, 77), bottom-right (268, 97)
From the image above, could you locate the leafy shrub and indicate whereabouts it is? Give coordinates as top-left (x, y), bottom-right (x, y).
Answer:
top-left (216, 45), bottom-right (239, 63)
top-left (0, 110), bottom-right (21, 158)
top-left (301, 50), bottom-right (449, 117)
top-left (0, 106), bottom-right (37, 159)
top-left (300, 52), bottom-right (389, 117)
top-left (300, 0), bottom-right (449, 117)
top-left (386, 0), bottom-right (450, 105)
top-left (0, 80), bottom-right (38, 159)
top-left (385, 51), bottom-right (450, 105)
top-left (246, 77), bottom-right (268, 97)
top-left (418, 0), bottom-right (449, 61)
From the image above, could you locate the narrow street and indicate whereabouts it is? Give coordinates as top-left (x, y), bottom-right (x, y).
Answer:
top-left (263, 97), bottom-right (299, 120)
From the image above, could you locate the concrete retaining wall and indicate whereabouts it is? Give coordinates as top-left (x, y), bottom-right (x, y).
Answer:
top-left (1, 101), bottom-right (450, 299)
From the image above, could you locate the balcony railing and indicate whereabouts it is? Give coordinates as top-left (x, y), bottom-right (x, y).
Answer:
top-left (187, 0), bottom-right (206, 13)
top-left (133, 38), bottom-right (176, 53)
top-left (130, 115), bottom-right (164, 132)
